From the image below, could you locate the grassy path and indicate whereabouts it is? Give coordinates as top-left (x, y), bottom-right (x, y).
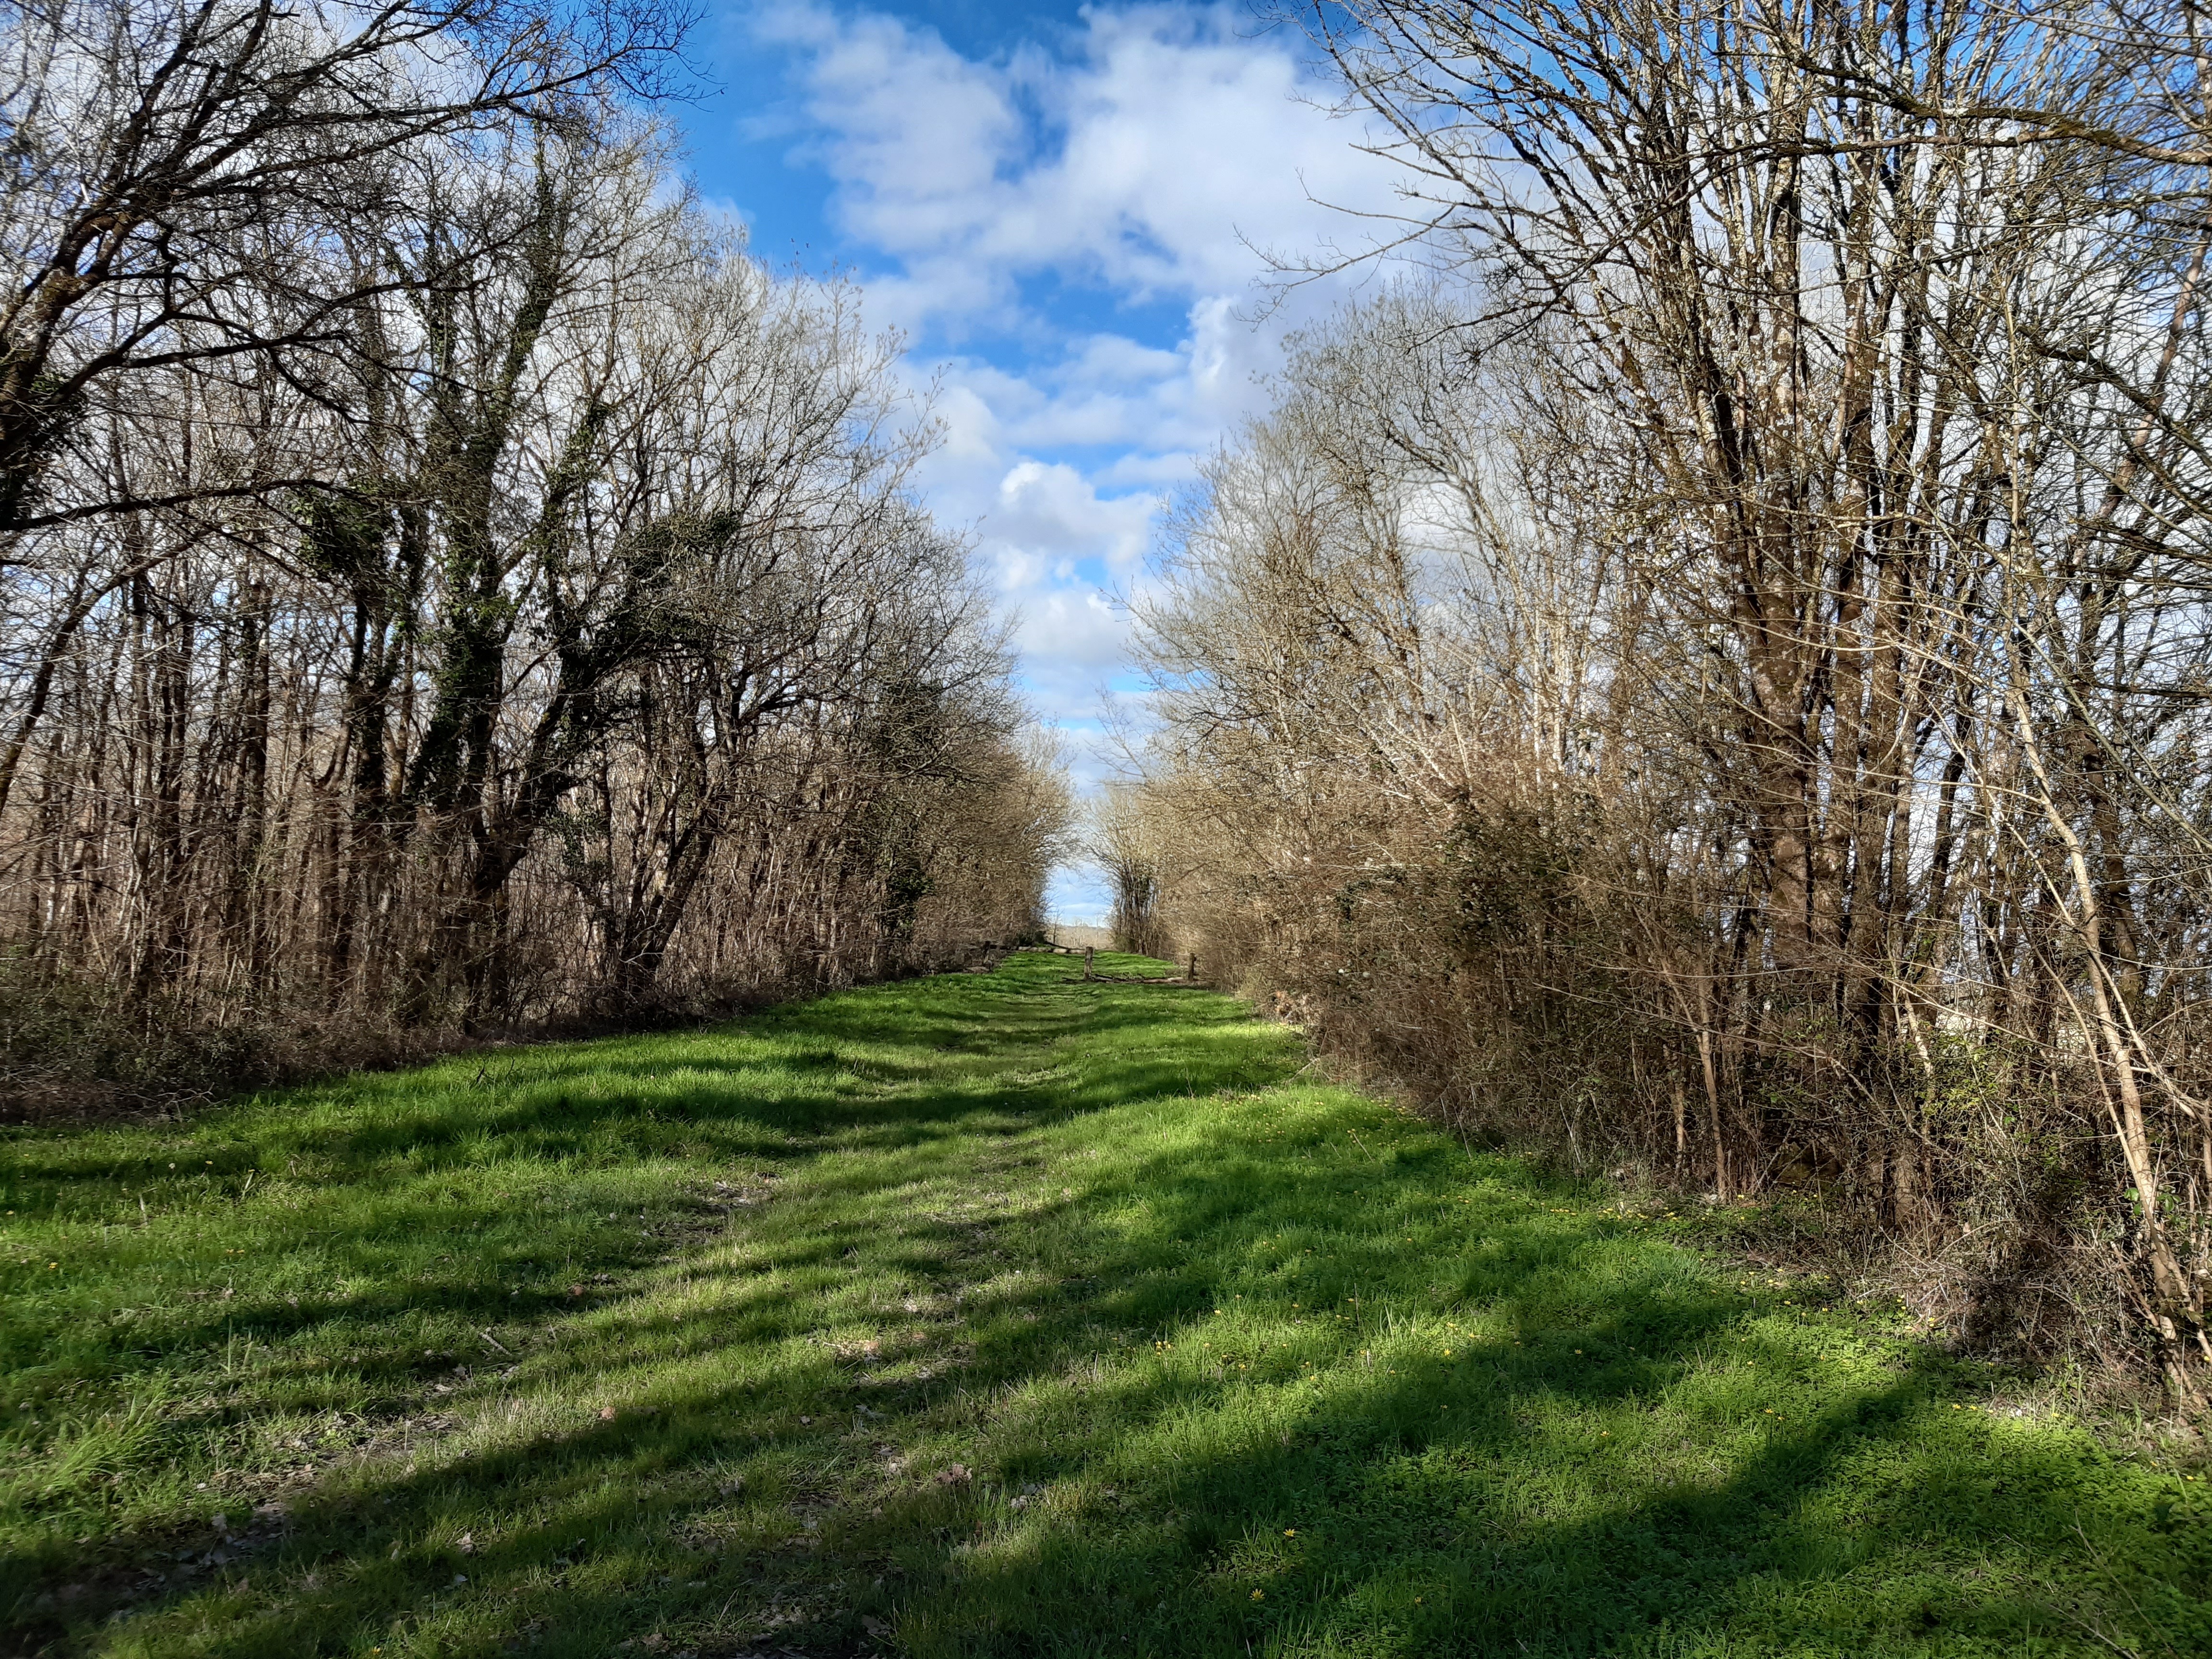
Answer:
top-left (2, 952), bottom-right (2205, 1658)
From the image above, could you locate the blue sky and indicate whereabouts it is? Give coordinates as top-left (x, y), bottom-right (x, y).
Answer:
top-left (673, 3), bottom-right (1399, 918)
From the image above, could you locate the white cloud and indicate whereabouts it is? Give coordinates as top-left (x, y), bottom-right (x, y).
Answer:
top-left (735, 1), bottom-right (1400, 908)
top-left (996, 460), bottom-right (1152, 567)
top-left (759, 4), bottom-right (1392, 329)
top-left (1011, 587), bottom-right (1132, 715)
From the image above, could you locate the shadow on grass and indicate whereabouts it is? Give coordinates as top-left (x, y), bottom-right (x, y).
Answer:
top-left (2, 955), bottom-right (2204, 1658)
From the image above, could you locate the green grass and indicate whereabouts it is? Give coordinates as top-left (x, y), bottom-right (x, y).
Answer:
top-left (2, 951), bottom-right (2206, 1658)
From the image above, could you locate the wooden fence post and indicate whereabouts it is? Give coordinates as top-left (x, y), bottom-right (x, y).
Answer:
top-left (1188, 953), bottom-right (1198, 983)
top-left (1083, 946), bottom-right (1094, 981)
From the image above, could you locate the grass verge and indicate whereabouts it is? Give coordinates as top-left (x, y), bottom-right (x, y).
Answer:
top-left (2, 951), bottom-right (2206, 1657)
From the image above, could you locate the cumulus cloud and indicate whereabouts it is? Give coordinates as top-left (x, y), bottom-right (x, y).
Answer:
top-left (733, 2), bottom-right (1400, 911)
top-left (757, 4), bottom-right (1392, 329)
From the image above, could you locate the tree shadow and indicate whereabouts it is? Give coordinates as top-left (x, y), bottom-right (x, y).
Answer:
top-left (2, 957), bottom-right (2200, 1657)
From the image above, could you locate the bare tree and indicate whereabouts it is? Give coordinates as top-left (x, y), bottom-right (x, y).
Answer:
top-left (1082, 782), bottom-right (1170, 958)
top-left (0, 73), bottom-right (1066, 1103)
top-left (0, 0), bottom-right (685, 534)
top-left (1141, 44), bottom-right (2212, 1382)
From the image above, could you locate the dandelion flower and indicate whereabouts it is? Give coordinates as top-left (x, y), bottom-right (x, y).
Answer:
top-left (1285, 1528), bottom-right (1296, 1536)
top-left (1251, 1589), bottom-right (1264, 1600)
